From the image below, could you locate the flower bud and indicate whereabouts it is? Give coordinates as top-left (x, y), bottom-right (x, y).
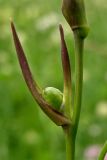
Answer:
top-left (61, 0), bottom-right (89, 38)
top-left (43, 87), bottom-right (63, 111)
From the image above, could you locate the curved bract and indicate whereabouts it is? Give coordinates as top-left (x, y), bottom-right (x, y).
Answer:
top-left (11, 21), bottom-right (71, 126)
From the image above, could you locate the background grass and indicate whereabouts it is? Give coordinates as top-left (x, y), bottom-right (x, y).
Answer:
top-left (0, 0), bottom-right (107, 160)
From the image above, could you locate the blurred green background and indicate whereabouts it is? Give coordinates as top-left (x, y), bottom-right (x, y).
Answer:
top-left (0, 0), bottom-right (107, 160)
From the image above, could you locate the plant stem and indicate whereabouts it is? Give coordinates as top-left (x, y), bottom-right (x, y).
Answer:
top-left (73, 31), bottom-right (84, 136)
top-left (63, 30), bottom-right (85, 160)
top-left (64, 126), bottom-right (75, 160)
top-left (98, 141), bottom-right (107, 160)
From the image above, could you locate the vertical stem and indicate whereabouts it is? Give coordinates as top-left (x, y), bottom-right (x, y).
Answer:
top-left (64, 126), bottom-right (75, 160)
top-left (73, 31), bottom-right (84, 135)
top-left (64, 31), bottom-right (84, 160)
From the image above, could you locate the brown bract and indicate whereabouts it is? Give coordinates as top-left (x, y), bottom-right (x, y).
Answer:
top-left (11, 21), bottom-right (71, 126)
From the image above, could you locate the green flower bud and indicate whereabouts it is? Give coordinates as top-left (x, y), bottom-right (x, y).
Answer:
top-left (61, 0), bottom-right (89, 38)
top-left (43, 87), bottom-right (63, 111)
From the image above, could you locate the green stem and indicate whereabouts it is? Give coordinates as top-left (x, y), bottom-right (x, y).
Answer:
top-left (63, 30), bottom-right (84, 160)
top-left (98, 141), bottom-right (107, 160)
top-left (73, 31), bottom-right (84, 135)
top-left (63, 126), bottom-right (75, 160)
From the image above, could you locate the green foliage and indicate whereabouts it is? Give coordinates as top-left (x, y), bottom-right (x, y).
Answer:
top-left (0, 0), bottom-right (107, 160)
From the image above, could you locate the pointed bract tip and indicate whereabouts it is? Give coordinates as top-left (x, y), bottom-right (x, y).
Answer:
top-left (10, 21), bottom-right (15, 35)
top-left (59, 24), bottom-right (64, 40)
top-left (59, 24), bottom-right (63, 31)
top-left (10, 19), bottom-right (14, 28)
